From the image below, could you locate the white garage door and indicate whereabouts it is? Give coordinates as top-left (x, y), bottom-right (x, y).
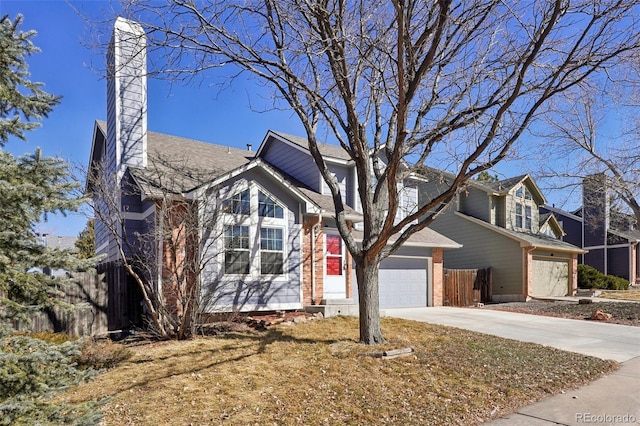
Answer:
top-left (378, 257), bottom-right (428, 308)
top-left (532, 258), bottom-right (569, 297)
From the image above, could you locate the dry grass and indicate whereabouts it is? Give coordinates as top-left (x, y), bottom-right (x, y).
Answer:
top-left (599, 289), bottom-right (640, 301)
top-left (59, 317), bottom-right (617, 425)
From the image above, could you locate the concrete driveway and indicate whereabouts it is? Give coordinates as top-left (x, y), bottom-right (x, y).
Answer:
top-left (382, 307), bottom-right (640, 362)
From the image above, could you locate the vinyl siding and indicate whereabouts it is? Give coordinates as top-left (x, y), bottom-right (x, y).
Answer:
top-left (430, 206), bottom-right (524, 297)
top-left (199, 168), bottom-right (304, 311)
top-left (505, 183), bottom-right (540, 233)
top-left (261, 138), bottom-right (320, 191)
top-left (459, 187), bottom-right (490, 222)
top-left (322, 163), bottom-right (349, 203)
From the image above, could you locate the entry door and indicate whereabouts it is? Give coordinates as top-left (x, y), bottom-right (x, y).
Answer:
top-left (324, 233), bottom-right (346, 299)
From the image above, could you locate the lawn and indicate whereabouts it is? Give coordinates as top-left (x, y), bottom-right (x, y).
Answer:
top-left (599, 289), bottom-right (640, 302)
top-left (60, 316), bottom-right (617, 425)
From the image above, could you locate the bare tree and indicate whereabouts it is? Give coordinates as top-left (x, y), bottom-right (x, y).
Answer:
top-left (87, 154), bottom-right (225, 339)
top-left (108, 0), bottom-right (640, 343)
top-left (534, 67), bottom-right (640, 231)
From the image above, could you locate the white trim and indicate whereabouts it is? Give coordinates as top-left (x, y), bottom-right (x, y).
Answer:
top-left (190, 158), bottom-right (320, 214)
top-left (584, 243), bottom-right (631, 250)
top-left (121, 204), bottom-right (155, 221)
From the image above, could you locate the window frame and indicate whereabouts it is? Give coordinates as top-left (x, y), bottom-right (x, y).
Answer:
top-left (223, 225), bottom-right (250, 275)
top-left (259, 226), bottom-right (284, 275)
top-left (220, 184), bottom-right (288, 278)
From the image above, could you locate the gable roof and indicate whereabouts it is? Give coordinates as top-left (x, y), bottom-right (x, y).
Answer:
top-left (456, 212), bottom-right (585, 253)
top-left (91, 121), bottom-right (363, 220)
top-left (418, 166), bottom-right (546, 204)
top-left (539, 212), bottom-right (566, 237)
top-left (258, 130), bottom-right (353, 162)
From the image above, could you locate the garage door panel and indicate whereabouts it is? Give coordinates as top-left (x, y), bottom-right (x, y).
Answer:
top-left (532, 258), bottom-right (569, 297)
top-left (378, 257), bottom-right (428, 308)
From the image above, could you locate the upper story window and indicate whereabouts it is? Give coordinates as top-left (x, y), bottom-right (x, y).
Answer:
top-left (515, 186), bottom-right (532, 200)
top-left (514, 184), bottom-right (534, 231)
top-left (223, 188), bottom-right (250, 215)
top-left (258, 191), bottom-right (284, 218)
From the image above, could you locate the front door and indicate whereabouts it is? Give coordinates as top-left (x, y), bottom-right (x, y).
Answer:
top-left (324, 233), bottom-right (346, 299)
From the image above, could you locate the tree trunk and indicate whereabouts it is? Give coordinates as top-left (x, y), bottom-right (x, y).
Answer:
top-left (355, 259), bottom-right (386, 344)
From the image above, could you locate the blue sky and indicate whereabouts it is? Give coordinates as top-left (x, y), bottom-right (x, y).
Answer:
top-left (2, 1), bottom-right (582, 237)
top-left (2, 0), bottom-right (307, 237)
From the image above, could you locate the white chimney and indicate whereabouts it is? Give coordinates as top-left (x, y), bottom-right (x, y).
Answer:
top-left (107, 17), bottom-right (148, 179)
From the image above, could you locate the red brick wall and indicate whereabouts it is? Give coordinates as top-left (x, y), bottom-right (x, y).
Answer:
top-left (432, 247), bottom-right (443, 307)
top-left (302, 217), bottom-right (324, 305)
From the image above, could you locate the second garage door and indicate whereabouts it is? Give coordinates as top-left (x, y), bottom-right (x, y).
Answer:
top-left (531, 258), bottom-right (569, 297)
top-left (378, 257), bottom-right (428, 308)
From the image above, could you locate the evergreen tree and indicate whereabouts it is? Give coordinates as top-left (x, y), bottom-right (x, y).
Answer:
top-left (0, 14), bottom-right (60, 145)
top-left (75, 219), bottom-right (95, 260)
top-left (0, 14), bottom-right (86, 322)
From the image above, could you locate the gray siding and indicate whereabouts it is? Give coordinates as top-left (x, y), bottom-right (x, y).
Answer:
top-left (107, 18), bottom-right (147, 176)
top-left (199, 168), bottom-right (304, 312)
top-left (495, 196), bottom-right (506, 227)
top-left (505, 184), bottom-right (540, 233)
top-left (430, 206), bottom-right (524, 297)
top-left (322, 163), bottom-right (349, 203)
top-left (459, 187), bottom-right (490, 222)
top-left (262, 138), bottom-right (320, 191)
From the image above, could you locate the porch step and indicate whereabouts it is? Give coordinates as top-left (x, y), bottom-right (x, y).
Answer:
top-left (321, 298), bottom-right (354, 305)
top-left (575, 289), bottom-right (602, 297)
top-left (305, 299), bottom-right (359, 318)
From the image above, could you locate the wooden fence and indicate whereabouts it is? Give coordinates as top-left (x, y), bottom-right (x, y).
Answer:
top-left (10, 271), bottom-right (109, 336)
top-left (444, 267), bottom-right (492, 307)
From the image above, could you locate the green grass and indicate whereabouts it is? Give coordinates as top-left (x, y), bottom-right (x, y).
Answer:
top-left (60, 317), bottom-right (617, 425)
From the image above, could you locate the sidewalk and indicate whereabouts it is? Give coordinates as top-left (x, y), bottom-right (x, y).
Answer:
top-left (383, 307), bottom-right (640, 425)
top-left (489, 356), bottom-right (640, 426)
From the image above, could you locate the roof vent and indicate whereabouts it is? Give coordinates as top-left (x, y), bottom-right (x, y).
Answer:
top-left (247, 144), bottom-right (252, 151)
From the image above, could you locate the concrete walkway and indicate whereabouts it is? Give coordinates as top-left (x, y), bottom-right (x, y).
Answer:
top-left (383, 307), bottom-right (640, 425)
top-left (383, 307), bottom-right (640, 362)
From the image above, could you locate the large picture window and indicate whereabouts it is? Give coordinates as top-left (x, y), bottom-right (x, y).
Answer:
top-left (260, 227), bottom-right (283, 274)
top-left (222, 186), bottom-right (287, 277)
top-left (224, 225), bottom-right (249, 274)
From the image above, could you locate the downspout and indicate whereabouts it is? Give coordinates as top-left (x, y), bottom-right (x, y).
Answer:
top-left (310, 214), bottom-right (323, 305)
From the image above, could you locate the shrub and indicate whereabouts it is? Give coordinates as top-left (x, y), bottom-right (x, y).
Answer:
top-left (577, 264), bottom-right (629, 290)
top-left (604, 275), bottom-right (630, 290)
top-left (0, 328), bottom-right (103, 425)
top-left (74, 339), bottom-right (132, 370)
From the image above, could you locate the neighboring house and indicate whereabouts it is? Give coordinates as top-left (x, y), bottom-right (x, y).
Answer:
top-left (542, 174), bottom-right (640, 284)
top-left (87, 18), bottom-right (460, 327)
top-left (36, 234), bottom-right (78, 277)
top-left (420, 170), bottom-right (585, 301)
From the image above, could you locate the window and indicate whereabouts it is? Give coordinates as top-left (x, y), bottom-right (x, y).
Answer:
top-left (221, 186), bottom-right (287, 277)
top-left (260, 227), bottom-right (283, 274)
top-left (525, 205), bottom-right (532, 230)
top-left (223, 189), bottom-right (250, 215)
top-left (258, 191), bottom-right (284, 218)
top-left (224, 225), bottom-right (249, 274)
top-left (515, 203), bottom-right (523, 228)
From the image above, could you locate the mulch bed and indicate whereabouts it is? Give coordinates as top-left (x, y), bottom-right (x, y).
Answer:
top-left (482, 300), bottom-right (640, 326)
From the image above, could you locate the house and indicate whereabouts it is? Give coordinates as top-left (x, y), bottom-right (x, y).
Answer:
top-left (87, 18), bottom-right (460, 328)
top-left (420, 170), bottom-right (586, 301)
top-left (542, 174), bottom-right (640, 285)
